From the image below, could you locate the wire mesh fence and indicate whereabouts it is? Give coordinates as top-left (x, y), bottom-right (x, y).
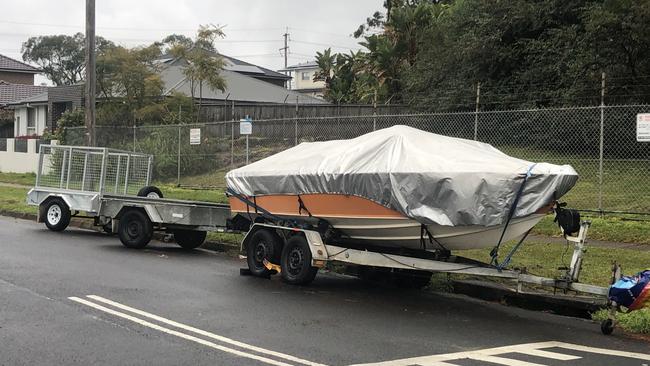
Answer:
top-left (63, 104), bottom-right (650, 214)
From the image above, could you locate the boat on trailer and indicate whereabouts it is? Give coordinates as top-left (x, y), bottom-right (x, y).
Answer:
top-left (226, 125), bottom-right (577, 252)
top-left (228, 194), bottom-right (550, 251)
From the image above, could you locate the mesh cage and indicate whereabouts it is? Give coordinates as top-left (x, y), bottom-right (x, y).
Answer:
top-left (36, 145), bottom-right (152, 195)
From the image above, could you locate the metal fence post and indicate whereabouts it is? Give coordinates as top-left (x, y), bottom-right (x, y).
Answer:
top-left (231, 100), bottom-right (235, 167)
top-left (598, 72), bottom-right (606, 214)
top-left (133, 123), bottom-right (136, 152)
top-left (177, 125), bottom-right (181, 186)
top-left (474, 82), bottom-right (481, 141)
top-left (294, 96), bottom-right (298, 146)
top-left (373, 97), bottom-right (377, 131)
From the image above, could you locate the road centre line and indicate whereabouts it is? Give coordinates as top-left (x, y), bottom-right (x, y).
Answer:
top-left (350, 340), bottom-right (650, 366)
top-left (69, 296), bottom-right (324, 366)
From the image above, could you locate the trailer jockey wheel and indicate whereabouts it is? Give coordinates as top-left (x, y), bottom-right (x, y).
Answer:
top-left (246, 229), bottom-right (281, 277)
top-left (280, 235), bottom-right (318, 285)
top-left (601, 318), bottom-right (614, 335)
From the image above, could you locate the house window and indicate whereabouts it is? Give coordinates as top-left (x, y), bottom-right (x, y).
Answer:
top-left (301, 71), bottom-right (311, 80)
top-left (27, 108), bottom-right (36, 135)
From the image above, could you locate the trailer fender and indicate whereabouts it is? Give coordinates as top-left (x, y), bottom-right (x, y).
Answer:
top-left (241, 223), bottom-right (328, 266)
top-left (113, 204), bottom-right (164, 224)
top-left (36, 194), bottom-right (74, 223)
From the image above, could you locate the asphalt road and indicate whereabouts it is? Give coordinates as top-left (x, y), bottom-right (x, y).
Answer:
top-left (1, 215), bottom-right (649, 366)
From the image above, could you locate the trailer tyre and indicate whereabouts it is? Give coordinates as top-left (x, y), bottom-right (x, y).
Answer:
top-left (601, 319), bottom-right (614, 335)
top-left (173, 229), bottom-right (207, 249)
top-left (246, 229), bottom-right (282, 277)
top-left (118, 209), bottom-right (153, 249)
top-left (43, 198), bottom-right (71, 232)
top-left (137, 186), bottom-right (163, 198)
top-left (280, 235), bottom-right (318, 285)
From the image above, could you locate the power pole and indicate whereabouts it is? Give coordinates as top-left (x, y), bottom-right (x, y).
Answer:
top-left (280, 27), bottom-right (289, 89)
top-left (84, 0), bottom-right (96, 146)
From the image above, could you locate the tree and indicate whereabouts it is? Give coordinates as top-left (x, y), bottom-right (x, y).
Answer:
top-left (317, 1), bottom-right (443, 104)
top-left (22, 33), bottom-right (114, 85)
top-left (167, 25), bottom-right (227, 120)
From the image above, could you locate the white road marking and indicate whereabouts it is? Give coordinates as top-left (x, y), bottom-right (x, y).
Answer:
top-left (350, 341), bottom-right (650, 366)
top-left (69, 296), bottom-right (322, 366)
top-left (514, 349), bottom-right (580, 361)
top-left (85, 295), bottom-right (326, 366)
top-left (465, 355), bottom-right (545, 366)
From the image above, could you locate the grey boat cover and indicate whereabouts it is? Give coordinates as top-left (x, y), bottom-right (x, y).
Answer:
top-left (226, 125), bottom-right (578, 227)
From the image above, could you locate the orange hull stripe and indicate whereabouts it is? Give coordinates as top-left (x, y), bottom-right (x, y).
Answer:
top-left (228, 194), bottom-right (406, 219)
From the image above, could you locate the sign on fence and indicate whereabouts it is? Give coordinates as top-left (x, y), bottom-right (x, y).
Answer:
top-left (240, 118), bottom-right (253, 135)
top-left (637, 114), bottom-right (650, 142)
top-left (240, 116), bottom-right (252, 164)
top-left (189, 128), bottom-right (201, 145)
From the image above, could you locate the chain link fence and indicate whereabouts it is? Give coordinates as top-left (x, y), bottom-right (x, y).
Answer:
top-left (63, 104), bottom-right (650, 214)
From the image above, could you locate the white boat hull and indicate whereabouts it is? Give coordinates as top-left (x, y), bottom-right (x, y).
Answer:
top-left (326, 214), bottom-right (545, 251)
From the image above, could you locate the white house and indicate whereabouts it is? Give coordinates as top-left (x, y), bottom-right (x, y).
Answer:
top-left (279, 61), bottom-right (326, 98)
top-left (7, 91), bottom-right (48, 137)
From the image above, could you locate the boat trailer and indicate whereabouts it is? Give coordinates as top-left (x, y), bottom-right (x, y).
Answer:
top-left (240, 220), bottom-right (623, 335)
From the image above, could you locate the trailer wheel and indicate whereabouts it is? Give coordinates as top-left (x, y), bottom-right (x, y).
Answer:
top-left (280, 235), bottom-right (318, 285)
top-left (246, 229), bottom-right (282, 277)
top-left (118, 209), bottom-right (153, 249)
top-left (173, 229), bottom-right (207, 250)
top-left (43, 198), bottom-right (71, 232)
top-left (137, 186), bottom-right (163, 198)
top-left (601, 319), bottom-right (614, 335)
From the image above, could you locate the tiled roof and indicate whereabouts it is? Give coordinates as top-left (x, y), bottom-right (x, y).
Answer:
top-left (0, 83), bottom-right (48, 106)
top-left (7, 90), bottom-right (48, 106)
top-left (0, 54), bottom-right (40, 73)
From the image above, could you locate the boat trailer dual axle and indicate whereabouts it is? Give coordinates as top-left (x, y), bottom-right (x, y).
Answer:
top-left (240, 220), bottom-right (623, 335)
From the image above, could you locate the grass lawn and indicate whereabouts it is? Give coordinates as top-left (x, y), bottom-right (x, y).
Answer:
top-left (0, 172), bottom-right (36, 186)
top-left (0, 186), bottom-right (35, 215)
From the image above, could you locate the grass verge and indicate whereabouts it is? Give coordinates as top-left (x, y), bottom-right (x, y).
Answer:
top-left (459, 241), bottom-right (650, 334)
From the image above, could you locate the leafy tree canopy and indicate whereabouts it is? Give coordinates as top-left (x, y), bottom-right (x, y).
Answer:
top-left (317, 0), bottom-right (650, 109)
top-left (22, 32), bottom-right (114, 85)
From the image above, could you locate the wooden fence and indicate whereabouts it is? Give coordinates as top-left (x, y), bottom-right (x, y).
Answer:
top-left (198, 102), bottom-right (408, 122)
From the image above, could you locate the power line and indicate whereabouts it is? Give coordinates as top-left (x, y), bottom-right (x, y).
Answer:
top-left (291, 39), bottom-right (361, 51)
top-left (0, 19), bottom-right (282, 33)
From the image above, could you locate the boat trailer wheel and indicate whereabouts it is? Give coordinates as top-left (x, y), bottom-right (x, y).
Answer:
top-left (246, 229), bottom-right (281, 277)
top-left (286, 246), bottom-right (306, 276)
top-left (254, 241), bottom-right (270, 262)
top-left (280, 235), bottom-right (318, 285)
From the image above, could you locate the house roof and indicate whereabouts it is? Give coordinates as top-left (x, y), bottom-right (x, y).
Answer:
top-left (160, 63), bottom-right (327, 104)
top-left (279, 61), bottom-right (319, 72)
top-left (0, 83), bottom-right (48, 106)
top-left (0, 54), bottom-right (40, 74)
top-left (158, 51), bottom-right (290, 81)
top-left (6, 90), bottom-right (48, 107)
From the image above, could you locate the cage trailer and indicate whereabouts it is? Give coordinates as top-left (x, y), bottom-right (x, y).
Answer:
top-left (27, 144), bottom-right (230, 249)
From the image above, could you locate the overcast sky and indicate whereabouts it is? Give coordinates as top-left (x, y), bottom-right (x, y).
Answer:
top-left (0, 0), bottom-right (382, 85)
